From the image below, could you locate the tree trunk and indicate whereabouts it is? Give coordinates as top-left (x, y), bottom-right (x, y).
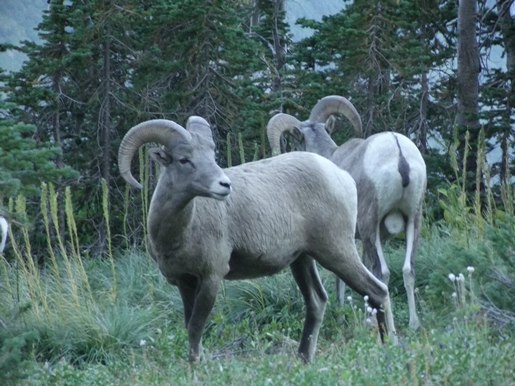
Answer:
top-left (97, 0), bottom-right (112, 255)
top-left (496, 0), bottom-right (514, 184)
top-left (270, 0), bottom-right (285, 94)
top-left (457, 0), bottom-right (481, 194)
top-left (52, 76), bottom-right (66, 240)
top-left (102, 0), bottom-right (112, 187)
top-left (418, 71), bottom-right (429, 154)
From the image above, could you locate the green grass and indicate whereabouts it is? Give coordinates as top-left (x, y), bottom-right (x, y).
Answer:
top-left (2, 224), bottom-right (515, 385)
top-left (1, 132), bottom-right (515, 385)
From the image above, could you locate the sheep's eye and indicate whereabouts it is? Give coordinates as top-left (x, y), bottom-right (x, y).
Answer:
top-left (179, 158), bottom-right (189, 165)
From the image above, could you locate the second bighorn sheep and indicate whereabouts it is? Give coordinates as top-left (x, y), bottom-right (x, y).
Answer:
top-left (118, 116), bottom-right (397, 362)
top-left (267, 96), bottom-right (427, 329)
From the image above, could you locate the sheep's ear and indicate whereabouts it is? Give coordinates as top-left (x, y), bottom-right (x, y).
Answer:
top-left (149, 147), bottom-right (173, 166)
top-left (325, 115), bottom-right (336, 135)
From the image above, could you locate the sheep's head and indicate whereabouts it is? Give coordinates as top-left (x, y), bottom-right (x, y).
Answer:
top-left (267, 96), bottom-right (362, 156)
top-left (118, 117), bottom-right (231, 201)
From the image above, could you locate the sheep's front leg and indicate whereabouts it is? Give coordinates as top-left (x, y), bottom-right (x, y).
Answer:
top-left (290, 254), bottom-right (328, 363)
top-left (177, 274), bottom-right (199, 328)
top-left (183, 276), bottom-right (221, 362)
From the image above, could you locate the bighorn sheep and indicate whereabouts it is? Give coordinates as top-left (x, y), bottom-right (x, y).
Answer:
top-left (267, 96), bottom-right (427, 330)
top-left (0, 216), bottom-right (7, 253)
top-left (118, 116), bottom-right (397, 362)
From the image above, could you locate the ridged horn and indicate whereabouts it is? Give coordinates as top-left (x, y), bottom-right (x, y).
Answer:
top-left (266, 113), bottom-right (302, 156)
top-left (186, 116), bottom-right (214, 143)
top-left (118, 119), bottom-right (192, 189)
top-left (308, 95), bottom-right (362, 138)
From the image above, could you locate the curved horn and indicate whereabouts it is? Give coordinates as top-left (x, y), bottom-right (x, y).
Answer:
top-left (308, 95), bottom-right (362, 138)
top-left (118, 119), bottom-right (192, 189)
top-left (186, 116), bottom-right (214, 143)
top-left (266, 113), bottom-right (302, 156)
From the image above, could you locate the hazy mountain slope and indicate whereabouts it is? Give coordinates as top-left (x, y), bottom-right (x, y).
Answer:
top-left (285, 0), bottom-right (343, 41)
top-left (0, 0), bottom-right (46, 72)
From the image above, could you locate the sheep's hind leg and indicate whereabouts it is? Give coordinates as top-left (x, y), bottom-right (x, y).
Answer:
top-left (184, 275), bottom-right (221, 362)
top-left (316, 244), bottom-right (397, 344)
top-left (404, 209), bottom-right (422, 330)
top-left (290, 254), bottom-right (328, 363)
top-left (362, 228), bottom-right (390, 285)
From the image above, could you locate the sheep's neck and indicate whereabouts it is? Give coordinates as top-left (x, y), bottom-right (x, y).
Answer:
top-left (306, 135), bottom-right (338, 160)
top-left (148, 190), bottom-right (194, 251)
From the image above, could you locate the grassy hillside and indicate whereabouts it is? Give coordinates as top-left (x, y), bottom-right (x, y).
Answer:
top-left (1, 175), bottom-right (514, 384)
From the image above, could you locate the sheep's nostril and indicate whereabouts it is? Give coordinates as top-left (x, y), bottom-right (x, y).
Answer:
top-left (220, 181), bottom-right (231, 190)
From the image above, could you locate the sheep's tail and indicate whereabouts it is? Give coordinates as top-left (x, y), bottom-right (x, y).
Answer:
top-left (393, 134), bottom-right (410, 188)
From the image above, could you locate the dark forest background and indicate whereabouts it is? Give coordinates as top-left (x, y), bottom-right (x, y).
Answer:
top-left (0, 0), bottom-right (514, 257)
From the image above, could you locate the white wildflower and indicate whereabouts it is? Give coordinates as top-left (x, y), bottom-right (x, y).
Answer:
top-left (365, 318), bottom-right (372, 325)
top-left (366, 306), bottom-right (373, 314)
top-left (347, 296), bottom-right (353, 302)
top-left (451, 292), bottom-right (457, 298)
top-left (140, 339), bottom-right (147, 346)
top-left (372, 308), bottom-right (378, 315)
top-left (448, 273), bottom-right (456, 282)
top-left (364, 295), bottom-right (369, 302)
top-left (467, 266), bottom-right (475, 273)
top-left (457, 273), bottom-right (465, 282)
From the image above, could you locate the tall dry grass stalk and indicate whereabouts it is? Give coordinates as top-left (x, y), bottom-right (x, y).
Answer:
top-left (261, 117), bottom-right (266, 159)
top-left (13, 195), bottom-right (50, 318)
top-left (65, 187), bottom-right (80, 260)
top-left (41, 183), bottom-right (61, 286)
top-left (238, 132), bottom-right (245, 164)
top-left (226, 133), bottom-right (232, 167)
top-left (474, 128), bottom-right (486, 232)
top-left (500, 158), bottom-right (514, 216)
top-left (444, 124), bottom-right (513, 241)
top-left (461, 130), bottom-right (470, 197)
top-left (123, 183), bottom-right (130, 249)
top-left (252, 142), bottom-right (259, 162)
top-left (102, 178), bottom-right (116, 301)
top-left (49, 183), bottom-right (80, 308)
top-left (3, 183), bottom-right (106, 328)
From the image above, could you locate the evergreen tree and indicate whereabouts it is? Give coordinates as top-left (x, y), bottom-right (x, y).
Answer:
top-left (457, 0), bottom-right (482, 195)
top-left (0, 100), bottom-right (77, 215)
top-left (479, 0), bottom-right (515, 191)
top-left (291, 0), bottom-right (456, 133)
top-left (2, 0), bottom-right (271, 254)
top-left (128, 0), bottom-right (267, 165)
top-left (2, 0), bottom-right (136, 251)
